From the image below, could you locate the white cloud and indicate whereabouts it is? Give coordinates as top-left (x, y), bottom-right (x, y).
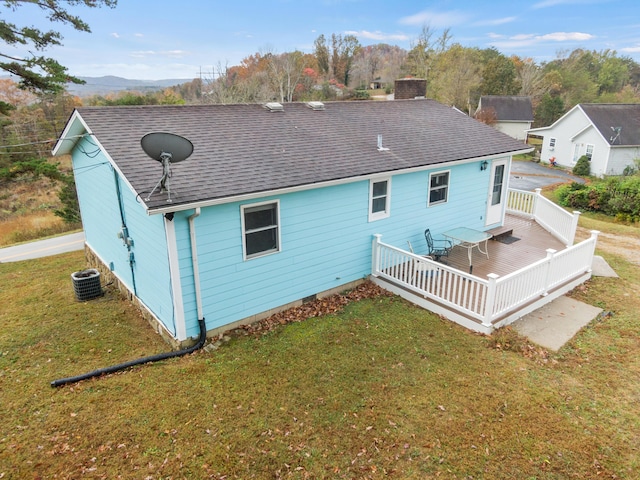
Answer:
top-left (475, 16), bottom-right (517, 27)
top-left (490, 31), bottom-right (595, 49)
top-left (135, 33), bottom-right (144, 38)
top-left (540, 32), bottom-right (594, 41)
top-left (130, 50), bottom-right (190, 59)
top-left (344, 30), bottom-right (410, 42)
top-left (111, 33), bottom-right (120, 39)
top-left (399, 10), bottom-right (471, 28)
top-left (532, 0), bottom-right (604, 8)
top-left (621, 45), bottom-right (640, 53)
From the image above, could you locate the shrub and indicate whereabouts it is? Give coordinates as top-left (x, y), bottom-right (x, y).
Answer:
top-left (558, 176), bottom-right (640, 222)
top-left (353, 89), bottom-right (370, 100)
top-left (572, 155), bottom-right (591, 176)
top-left (54, 175), bottom-right (81, 224)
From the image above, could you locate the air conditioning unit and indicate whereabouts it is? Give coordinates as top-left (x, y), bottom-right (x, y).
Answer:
top-left (71, 269), bottom-right (102, 301)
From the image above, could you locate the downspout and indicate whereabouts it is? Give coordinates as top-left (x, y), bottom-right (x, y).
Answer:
top-left (50, 207), bottom-right (208, 388)
top-left (188, 207), bottom-right (205, 324)
top-left (50, 318), bottom-right (206, 387)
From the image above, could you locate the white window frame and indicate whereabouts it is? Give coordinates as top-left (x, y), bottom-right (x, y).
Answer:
top-left (241, 200), bottom-right (281, 260)
top-left (368, 177), bottom-right (391, 221)
top-left (586, 143), bottom-right (594, 161)
top-left (428, 170), bottom-right (450, 207)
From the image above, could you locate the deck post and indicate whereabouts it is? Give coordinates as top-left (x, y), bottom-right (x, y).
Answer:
top-left (566, 211), bottom-right (581, 246)
top-left (542, 248), bottom-right (557, 296)
top-left (483, 273), bottom-right (500, 327)
top-left (586, 230), bottom-right (600, 272)
top-left (532, 188), bottom-right (542, 220)
top-left (372, 234), bottom-right (382, 277)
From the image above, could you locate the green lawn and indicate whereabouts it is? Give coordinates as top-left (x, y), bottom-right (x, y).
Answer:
top-left (1, 244), bottom-right (639, 478)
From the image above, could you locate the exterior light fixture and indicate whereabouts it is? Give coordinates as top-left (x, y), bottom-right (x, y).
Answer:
top-left (480, 160), bottom-right (488, 171)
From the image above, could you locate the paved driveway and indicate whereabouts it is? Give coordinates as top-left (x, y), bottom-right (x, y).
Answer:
top-left (0, 232), bottom-right (85, 263)
top-left (509, 160), bottom-right (584, 191)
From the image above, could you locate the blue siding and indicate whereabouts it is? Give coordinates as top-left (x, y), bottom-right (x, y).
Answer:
top-left (174, 160), bottom-right (500, 337)
top-left (72, 139), bottom-right (175, 334)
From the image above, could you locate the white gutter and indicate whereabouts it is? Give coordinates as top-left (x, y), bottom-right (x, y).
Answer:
top-left (188, 208), bottom-right (204, 324)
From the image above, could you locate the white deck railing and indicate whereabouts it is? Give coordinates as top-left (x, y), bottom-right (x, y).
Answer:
top-left (507, 188), bottom-right (581, 246)
top-left (372, 231), bottom-right (599, 329)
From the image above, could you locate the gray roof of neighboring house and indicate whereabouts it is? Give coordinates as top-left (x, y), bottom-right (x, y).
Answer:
top-left (477, 96), bottom-right (533, 122)
top-left (57, 99), bottom-right (529, 213)
top-left (580, 103), bottom-right (640, 146)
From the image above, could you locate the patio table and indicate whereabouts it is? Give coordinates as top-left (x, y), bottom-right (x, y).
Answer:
top-left (442, 227), bottom-right (492, 274)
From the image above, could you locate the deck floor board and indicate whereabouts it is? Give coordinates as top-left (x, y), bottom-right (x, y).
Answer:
top-left (437, 214), bottom-right (567, 278)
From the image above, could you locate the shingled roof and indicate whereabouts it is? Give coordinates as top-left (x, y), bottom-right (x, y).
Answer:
top-left (477, 96), bottom-right (533, 122)
top-left (56, 99), bottom-right (529, 213)
top-left (579, 104), bottom-right (640, 146)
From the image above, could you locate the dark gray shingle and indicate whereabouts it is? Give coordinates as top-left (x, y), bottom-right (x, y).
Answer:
top-left (74, 99), bottom-right (528, 212)
top-left (580, 104), bottom-right (640, 146)
top-left (477, 96), bottom-right (533, 122)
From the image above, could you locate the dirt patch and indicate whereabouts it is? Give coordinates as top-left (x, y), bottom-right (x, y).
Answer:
top-left (576, 226), bottom-right (640, 266)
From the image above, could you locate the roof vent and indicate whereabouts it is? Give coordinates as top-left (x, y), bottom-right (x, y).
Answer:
top-left (306, 101), bottom-right (325, 111)
top-left (264, 102), bottom-right (284, 112)
top-left (377, 134), bottom-right (389, 152)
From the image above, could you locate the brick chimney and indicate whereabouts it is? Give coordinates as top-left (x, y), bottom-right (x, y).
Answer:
top-left (394, 78), bottom-right (427, 100)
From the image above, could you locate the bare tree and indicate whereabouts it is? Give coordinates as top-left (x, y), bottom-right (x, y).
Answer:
top-left (404, 25), bottom-right (452, 94)
top-left (265, 51), bottom-right (309, 102)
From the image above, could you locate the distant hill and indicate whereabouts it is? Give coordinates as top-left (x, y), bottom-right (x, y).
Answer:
top-left (65, 76), bottom-right (194, 97)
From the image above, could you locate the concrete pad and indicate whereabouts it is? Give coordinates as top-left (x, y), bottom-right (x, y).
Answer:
top-left (592, 255), bottom-right (619, 277)
top-left (512, 296), bottom-right (602, 351)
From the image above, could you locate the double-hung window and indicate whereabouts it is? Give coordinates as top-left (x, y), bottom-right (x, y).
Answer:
top-left (241, 201), bottom-right (280, 259)
top-left (586, 144), bottom-right (594, 160)
top-left (369, 178), bottom-right (390, 221)
top-left (549, 137), bottom-right (556, 149)
top-left (428, 171), bottom-right (449, 206)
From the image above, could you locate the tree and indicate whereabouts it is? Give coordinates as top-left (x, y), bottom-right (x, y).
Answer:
top-left (264, 50), bottom-right (310, 103)
top-left (403, 25), bottom-right (451, 96)
top-left (313, 34), bottom-right (361, 86)
top-left (479, 48), bottom-right (520, 96)
top-left (429, 44), bottom-right (481, 112)
top-left (534, 93), bottom-right (564, 126)
top-left (0, 0), bottom-right (117, 113)
top-left (350, 44), bottom-right (407, 90)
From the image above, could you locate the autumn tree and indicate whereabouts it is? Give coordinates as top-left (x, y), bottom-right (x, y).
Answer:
top-left (313, 34), bottom-right (361, 86)
top-left (0, 0), bottom-right (117, 113)
top-left (403, 25), bottom-right (451, 96)
top-left (264, 50), bottom-right (312, 103)
top-left (479, 48), bottom-right (520, 96)
top-left (350, 44), bottom-right (406, 89)
top-left (428, 44), bottom-right (481, 112)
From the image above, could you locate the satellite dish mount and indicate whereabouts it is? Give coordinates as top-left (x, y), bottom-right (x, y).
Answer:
top-left (141, 132), bottom-right (193, 203)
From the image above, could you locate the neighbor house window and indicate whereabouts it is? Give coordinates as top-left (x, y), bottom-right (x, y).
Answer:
top-left (586, 144), bottom-right (594, 160)
top-left (369, 178), bottom-right (391, 221)
top-left (549, 138), bottom-right (556, 149)
top-left (428, 171), bottom-right (450, 206)
top-left (241, 201), bottom-right (280, 259)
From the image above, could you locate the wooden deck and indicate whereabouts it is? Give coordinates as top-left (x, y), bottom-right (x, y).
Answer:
top-left (439, 214), bottom-right (567, 278)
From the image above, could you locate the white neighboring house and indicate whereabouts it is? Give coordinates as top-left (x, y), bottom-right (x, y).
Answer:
top-left (528, 103), bottom-right (640, 177)
top-left (475, 96), bottom-right (533, 141)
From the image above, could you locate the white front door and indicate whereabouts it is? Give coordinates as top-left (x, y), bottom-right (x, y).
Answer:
top-left (485, 159), bottom-right (508, 226)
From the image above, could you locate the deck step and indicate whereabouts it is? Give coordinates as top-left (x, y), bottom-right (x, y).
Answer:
top-left (488, 226), bottom-right (513, 240)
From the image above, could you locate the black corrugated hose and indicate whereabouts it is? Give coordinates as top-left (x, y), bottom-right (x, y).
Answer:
top-left (50, 318), bottom-right (206, 388)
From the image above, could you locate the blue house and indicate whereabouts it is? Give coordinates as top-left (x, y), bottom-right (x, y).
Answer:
top-left (53, 99), bottom-right (536, 345)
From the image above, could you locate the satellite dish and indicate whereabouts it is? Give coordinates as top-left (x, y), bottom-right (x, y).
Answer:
top-left (141, 132), bottom-right (193, 203)
top-left (141, 132), bottom-right (194, 164)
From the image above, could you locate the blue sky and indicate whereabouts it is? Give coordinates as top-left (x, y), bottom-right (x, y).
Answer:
top-left (6, 0), bottom-right (640, 80)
